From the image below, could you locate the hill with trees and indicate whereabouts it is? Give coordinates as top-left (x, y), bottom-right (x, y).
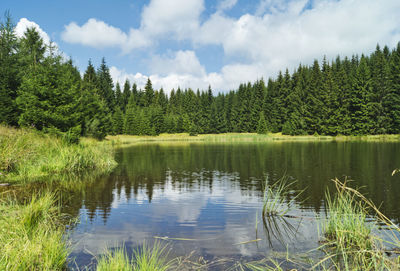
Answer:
top-left (2, 14), bottom-right (400, 138)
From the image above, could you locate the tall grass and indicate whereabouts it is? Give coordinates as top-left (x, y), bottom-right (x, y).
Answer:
top-left (262, 176), bottom-right (302, 217)
top-left (317, 178), bottom-right (399, 270)
top-left (97, 242), bottom-right (173, 271)
top-left (0, 126), bottom-right (117, 184)
top-left (0, 193), bottom-right (69, 270)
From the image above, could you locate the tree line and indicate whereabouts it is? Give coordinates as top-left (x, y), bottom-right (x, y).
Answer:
top-left (1, 13), bottom-right (400, 139)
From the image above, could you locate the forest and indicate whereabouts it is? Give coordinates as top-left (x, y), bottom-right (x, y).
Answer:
top-left (1, 14), bottom-right (400, 139)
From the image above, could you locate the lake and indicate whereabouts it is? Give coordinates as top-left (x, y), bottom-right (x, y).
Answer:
top-left (64, 141), bottom-right (400, 270)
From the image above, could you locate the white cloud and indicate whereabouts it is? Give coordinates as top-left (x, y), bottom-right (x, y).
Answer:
top-left (109, 66), bottom-right (148, 88)
top-left (141, 0), bottom-right (204, 39)
top-left (149, 50), bottom-right (206, 77)
top-left (62, 18), bottom-right (150, 52)
top-left (15, 18), bottom-right (52, 45)
top-left (62, 0), bottom-right (400, 93)
top-left (217, 0), bottom-right (238, 12)
top-left (194, 0), bottom-right (400, 87)
top-left (61, 0), bottom-right (203, 51)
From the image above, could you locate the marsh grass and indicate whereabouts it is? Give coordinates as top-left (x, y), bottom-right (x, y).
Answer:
top-left (0, 193), bottom-right (69, 270)
top-left (262, 176), bottom-right (303, 217)
top-left (97, 242), bottom-right (173, 271)
top-left (316, 178), bottom-right (400, 270)
top-left (0, 126), bottom-right (116, 184)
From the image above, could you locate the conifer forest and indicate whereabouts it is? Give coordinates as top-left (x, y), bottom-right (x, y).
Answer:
top-left (2, 14), bottom-right (400, 139)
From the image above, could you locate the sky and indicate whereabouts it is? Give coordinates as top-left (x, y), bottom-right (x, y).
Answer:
top-left (2, 0), bottom-right (400, 93)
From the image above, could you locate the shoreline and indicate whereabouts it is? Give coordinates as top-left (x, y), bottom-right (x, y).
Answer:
top-left (107, 133), bottom-right (400, 145)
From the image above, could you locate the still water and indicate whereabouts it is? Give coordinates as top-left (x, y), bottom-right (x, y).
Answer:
top-left (65, 142), bottom-right (400, 269)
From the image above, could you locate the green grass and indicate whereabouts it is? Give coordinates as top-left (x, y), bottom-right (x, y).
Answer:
top-left (0, 126), bottom-right (117, 184)
top-left (262, 176), bottom-right (302, 217)
top-left (316, 179), bottom-right (398, 270)
top-left (0, 193), bottom-right (69, 270)
top-left (97, 242), bottom-right (173, 271)
top-left (107, 133), bottom-right (400, 146)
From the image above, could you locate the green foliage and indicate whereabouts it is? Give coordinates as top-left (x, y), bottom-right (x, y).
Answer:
top-left (112, 107), bottom-right (124, 135)
top-left (63, 125), bottom-right (81, 145)
top-left (257, 111), bottom-right (268, 134)
top-left (0, 12), bottom-right (20, 126)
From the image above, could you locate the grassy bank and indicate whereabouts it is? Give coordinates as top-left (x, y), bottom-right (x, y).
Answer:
top-left (0, 193), bottom-right (69, 270)
top-left (108, 132), bottom-right (400, 145)
top-left (0, 126), bottom-right (117, 184)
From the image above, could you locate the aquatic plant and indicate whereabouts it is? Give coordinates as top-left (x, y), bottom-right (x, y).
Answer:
top-left (316, 178), bottom-right (399, 270)
top-left (97, 242), bottom-right (173, 271)
top-left (262, 176), bottom-right (303, 217)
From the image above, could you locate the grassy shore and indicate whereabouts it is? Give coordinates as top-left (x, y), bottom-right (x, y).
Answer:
top-left (108, 132), bottom-right (400, 146)
top-left (0, 193), bottom-right (69, 270)
top-left (0, 126), bottom-right (117, 184)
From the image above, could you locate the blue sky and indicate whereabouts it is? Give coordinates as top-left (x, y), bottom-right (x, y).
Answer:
top-left (2, 0), bottom-right (400, 93)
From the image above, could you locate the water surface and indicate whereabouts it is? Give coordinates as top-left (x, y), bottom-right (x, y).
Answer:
top-left (64, 142), bottom-right (400, 269)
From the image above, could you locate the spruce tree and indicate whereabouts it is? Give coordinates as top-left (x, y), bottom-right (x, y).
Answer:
top-left (385, 43), bottom-right (400, 133)
top-left (17, 52), bottom-right (81, 132)
top-left (96, 58), bottom-right (115, 112)
top-left (257, 111), bottom-right (268, 134)
top-left (121, 79), bottom-right (131, 112)
top-left (112, 107), bottom-right (124, 135)
top-left (0, 12), bottom-right (20, 125)
top-left (115, 82), bottom-right (123, 110)
top-left (144, 78), bottom-right (154, 107)
top-left (350, 56), bottom-right (372, 134)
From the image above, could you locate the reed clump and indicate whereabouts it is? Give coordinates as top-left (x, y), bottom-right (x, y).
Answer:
top-left (0, 193), bottom-right (69, 270)
top-left (317, 178), bottom-right (399, 270)
top-left (97, 242), bottom-right (173, 271)
top-left (0, 126), bottom-right (116, 184)
top-left (262, 176), bottom-right (302, 217)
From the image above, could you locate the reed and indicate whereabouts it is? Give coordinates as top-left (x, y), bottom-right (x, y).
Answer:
top-left (316, 178), bottom-right (399, 270)
top-left (262, 176), bottom-right (302, 217)
top-left (97, 242), bottom-right (173, 271)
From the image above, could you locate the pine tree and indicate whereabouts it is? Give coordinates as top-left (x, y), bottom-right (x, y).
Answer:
top-left (320, 57), bottom-right (340, 135)
top-left (96, 58), bottom-right (115, 112)
top-left (257, 111), bottom-right (268, 134)
top-left (17, 52), bottom-right (81, 132)
top-left (124, 96), bottom-right (138, 135)
top-left (350, 56), bottom-right (371, 135)
top-left (250, 79), bottom-right (265, 132)
top-left (122, 79), bottom-right (131, 112)
top-left (305, 60), bottom-right (324, 134)
top-left (149, 106), bottom-right (164, 135)
top-left (385, 43), bottom-right (400, 133)
top-left (115, 82), bottom-right (123, 110)
top-left (370, 45), bottom-right (391, 134)
top-left (19, 27), bottom-right (46, 67)
top-left (0, 12), bottom-right (20, 125)
top-left (335, 56), bottom-right (352, 135)
top-left (144, 78), bottom-right (154, 107)
top-left (112, 107), bottom-right (124, 134)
